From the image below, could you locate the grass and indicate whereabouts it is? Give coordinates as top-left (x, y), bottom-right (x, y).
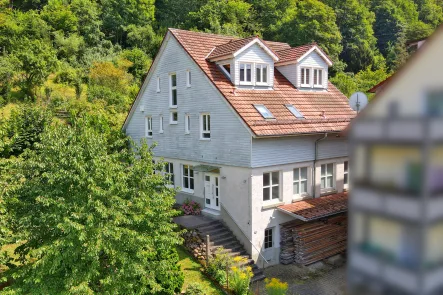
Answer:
top-left (177, 246), bottom-right (225, 295)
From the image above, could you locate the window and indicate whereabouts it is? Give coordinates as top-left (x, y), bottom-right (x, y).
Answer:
top-left (186, 70), bottom-right (191, 87)
top-left (294, 167), bottom-right (308, 195)
top-left (254, 104), bottom-right (274, 119)
top-left (263, 171), bottom-right (279, 201)
top-left (182, 165), bottom-right (194, 191)
top-left (301, 68), bottom-right (310, 86)
top-left (427, 91), bottom-right (443, 117)
top-left (159, 116), bottom-right (164, 133)
top-left (170, 111), bottom-right (178, 124)
top-left (201, 113), bottom-right (210, 139)
top-left (256, 64), bottom-right (268, 84)
top-left (239, 63), bottom-right (252, 83)
top-left (164, 162), bottom-right (174, 184)
top-left (313, 69), bottom-right (323, 87)
top-left (185, 114), bottom-right (190, 134)
top-left (344, 161), bottom-right (349, 185)
top-left (321, 163), bottom-right (334, 189)
top-left (145, 116), bottom-right (152, 137)
top-left (286, 104), bottom-right (304, 119)
top-left (264, 228), bottom-right (273, 249)
top-left (156, 77), bottom-right (160, 92)
top-left (169, 73), bottom-right (177, 107)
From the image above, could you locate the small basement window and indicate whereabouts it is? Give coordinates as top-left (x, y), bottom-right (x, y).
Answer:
top-left (254, 104), bottom-right (274, 119)
top-left (286, 104), bottom-right (304, 119)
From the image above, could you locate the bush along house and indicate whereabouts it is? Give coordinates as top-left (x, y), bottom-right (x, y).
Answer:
top-left (123, 29), bottom-right (356, 268)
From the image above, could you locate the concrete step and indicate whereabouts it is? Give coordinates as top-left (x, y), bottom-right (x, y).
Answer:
top-left (210, 235), bottom-right (237, 246)
top-left (251, 273), bottom-right (266, 283)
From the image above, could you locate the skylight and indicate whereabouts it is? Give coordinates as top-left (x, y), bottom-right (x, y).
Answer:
top-left (254, 104), bottom-right (274, 119)
top-left (286, 104), bottom-right (304, 119)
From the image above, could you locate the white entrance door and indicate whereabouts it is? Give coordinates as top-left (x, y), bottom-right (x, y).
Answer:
top-left (204, 173), bottom-right (220, 211)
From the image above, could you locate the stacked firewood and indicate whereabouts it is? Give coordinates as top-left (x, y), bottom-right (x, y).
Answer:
top-left (279, 214), bottom-right (347, 265)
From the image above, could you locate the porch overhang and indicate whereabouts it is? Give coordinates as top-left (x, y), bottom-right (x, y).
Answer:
top-left (193, 165), bottom-right (220, 173)
top-left (277, 192), bottom-right (348, 222)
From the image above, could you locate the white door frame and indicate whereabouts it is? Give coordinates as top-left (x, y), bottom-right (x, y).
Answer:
top-left (204, 173), bottom-right (220, 211)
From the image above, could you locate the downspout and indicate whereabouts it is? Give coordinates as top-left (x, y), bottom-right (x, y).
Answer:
top-left (314, 133), bottom-right (328, 198)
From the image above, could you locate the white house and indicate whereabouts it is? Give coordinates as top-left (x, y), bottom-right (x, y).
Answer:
top-left (123, 29), bottom-right (356, 266)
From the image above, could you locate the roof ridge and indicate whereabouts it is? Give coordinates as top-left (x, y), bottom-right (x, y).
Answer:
top-left (168, 28), bottom-right (238, 39)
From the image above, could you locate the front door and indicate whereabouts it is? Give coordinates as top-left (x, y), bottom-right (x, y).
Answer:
top-left (204, 173), bottom-right (220, 211)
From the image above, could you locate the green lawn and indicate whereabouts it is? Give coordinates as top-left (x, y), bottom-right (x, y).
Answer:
top-left (177, 246), bottom-right (224, 295)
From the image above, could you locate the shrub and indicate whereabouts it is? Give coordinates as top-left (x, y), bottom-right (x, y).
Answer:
top-left (229, 257), bottom-right (253, 295)
top-left (265, 278), bottom-right (288, 295)
top-left (182, 199), bottom-right (202, 215)
top-left (206, 247), bottom-right (233, 286)
top-left (185, 282), bottom-right (205, 295)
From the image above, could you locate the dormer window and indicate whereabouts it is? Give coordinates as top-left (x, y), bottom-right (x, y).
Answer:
top-left (286, 104), bottom-right (304, 119)
top-left (313, 69), bottom-right (323, 87)
top-left (301, 68), bottom-right (310, 87)
top-left (240, 63), bottom-right (252, 84)
top-left (256, 64), bottom-right (268, 84)
top-left (254, 104), bottom-right (274, 119)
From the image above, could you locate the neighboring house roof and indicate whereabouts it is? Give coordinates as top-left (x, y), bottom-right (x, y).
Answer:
top-left (368, 75), bottom-right (393, 93)
top-left (277, 192), bottom-right (348, 221)
top-left (275, 43), bottom-right (333, 66)
top-left (169, 28), bottom-right (355, 136)
top-left (207, 36), bottom-right (280, 61)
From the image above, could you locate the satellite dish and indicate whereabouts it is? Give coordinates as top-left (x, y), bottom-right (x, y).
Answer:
top-left (349, 92), bottom-right (368, 113)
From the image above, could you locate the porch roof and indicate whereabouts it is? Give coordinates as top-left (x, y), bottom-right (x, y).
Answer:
top-left (193, 165), bottom-right (220, 173)
top-left (277, 192), bottom-right (348, 222)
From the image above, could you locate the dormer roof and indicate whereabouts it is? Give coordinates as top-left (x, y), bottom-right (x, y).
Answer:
top-left (207, 36), bottom-right (280, 62)
top-left (275, 43), bottom-right (333, 66)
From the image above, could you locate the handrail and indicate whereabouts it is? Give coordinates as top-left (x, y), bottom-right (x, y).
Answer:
top-left (220, 203), bottom-right (269, 266)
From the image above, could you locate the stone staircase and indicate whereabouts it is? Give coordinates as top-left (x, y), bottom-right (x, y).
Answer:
top-left (195, 219), bottom-right (266, 283)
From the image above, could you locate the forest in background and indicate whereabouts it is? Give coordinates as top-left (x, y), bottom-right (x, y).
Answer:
top-left (1, 0), bottom-right (443, 124)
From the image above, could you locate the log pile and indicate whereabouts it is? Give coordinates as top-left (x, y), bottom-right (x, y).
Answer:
top-left (280, 214), bottom-right (347, 265)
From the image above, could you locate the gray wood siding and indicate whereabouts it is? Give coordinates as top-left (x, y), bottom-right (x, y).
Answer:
top-left (276, 64), bottom-right (297, 86)
top-left (125, 34), bottom-right (252, 167)
top-left (251, 135), bottom-right (348, 167)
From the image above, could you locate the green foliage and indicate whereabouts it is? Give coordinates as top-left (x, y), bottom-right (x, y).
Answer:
top-left (187, 0), bottom-right (259, 37)
top-left (120, 48), bottom-right (152, 82)
top-left (40, 0), bottom-right (78, 34)
top-left (2, 120), bottom-right (184, 294)
top-left (274, 0), bottom-right (342, 60)
top-left (0, 106), bottom-right (52, 158)
top-left (185, 282), bottom-right (206, 295)
top-left (265, 278), bottom-right (288, 295)
top-left (11, 38), bottom-right (58, 99)
top-left (229, 257), bottom-right (253, 295)
top-left (206, 247), bottom-right (233, 286)
top-left (0, 56), bottom-right (17, 103)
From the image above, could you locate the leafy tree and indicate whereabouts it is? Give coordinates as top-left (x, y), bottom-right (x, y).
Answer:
top-left (414, 0), bottom-right (443, 28)
top-left (187, 0), bottom-right (260, 37)
top-left (324, 0), bottom-right (385, 72)
top-left (155, 0), bottom-right (206, 28)
top-left (70, 0), bottom-right (104, 46)
top-left (89, 61), bottom-right (133, 93)
top-left (0, 106), bottom-right (52, 158)
top-left (3, 121), bottom-right (184, 294)
top-left (329, 72), bottom-right (357, 98)
top-left (53, 31), bottom-right (86, 63)
top-left (125, 24), bottom-right (163, 58)
top-left (0, 56), bottom-right (16, 103)
top-left (248, 0), bottom-right (294, 39)
top-left (40, 0), bottom-right (78, 34)
top-left (121, 48), bottom-right (152, 83)
top-left (11, 38), bottom-right (58, 99)
top-left (274, 0), bottom-right (342, 60)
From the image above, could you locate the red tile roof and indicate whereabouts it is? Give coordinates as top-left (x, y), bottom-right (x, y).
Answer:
top-left (277, 192), bottom-right (348, 221)
top-left (168, 28), bottom-right (356, 136)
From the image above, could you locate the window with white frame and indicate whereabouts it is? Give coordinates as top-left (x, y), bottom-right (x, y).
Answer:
top-left (264, 228), bottom-right (274, 249)
top-left (254, 104), bottom-right (274, 119)
top-left (185, 114), bottom-right (190, 134)
top-left (182, 165), bottom-right (194, 191)
top-left (145, 116), bottom-right (153, 137)
top-left (156, 76), bottom-right (160, 92)
top-left (313, 68), bottom-right (323, 87)
top-left (293, 167), bottom-right (308, 196)
top-left (263, 171), bottom-right (279, 201)
top-left (255, 64), bottom-right (268, 84)
top-left (164, 162), bottom-right (174, 184)
top-left (344, 161), bottom-right (349, 186)
top-left (170, 111), bottom-right (178, 124)
top-left (239, 63), bottom-right (252, 83)
top-left (169, 73), bottom-right (177, 107)
top-left (159, 115), bottom-right (164, 133)
top-left (301, 67), bottom-right (310, 86)
top-left (321, 163), bottom-right (334, 189)
top-left (186, 70), bottom-right (191, 87)
top-left (201, 113), bottom-right (210, 139)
